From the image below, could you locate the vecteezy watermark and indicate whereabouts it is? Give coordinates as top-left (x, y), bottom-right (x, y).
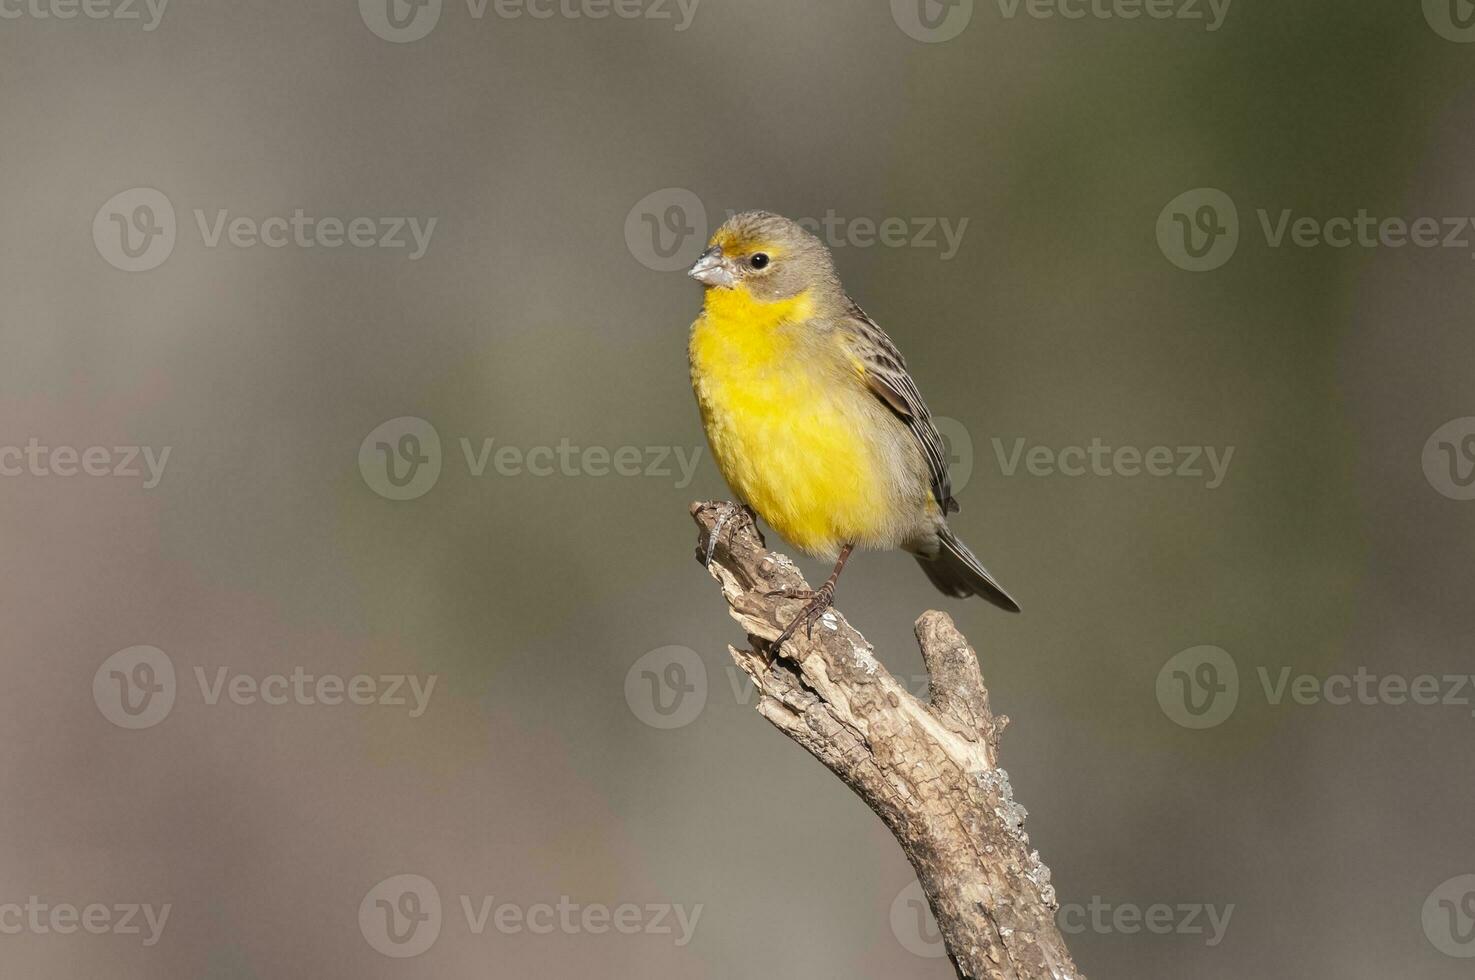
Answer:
top-left (1423, 417), bottom-right (1475, 501)
top-left (0, 898), bottom-right (170, 946)
top-left (890, 0), bottom-right (975, 42)
top-left (889, 880), bottom-right (1233, 957)
top-left (889, 880), bottom-right (946, 958)
top-left (890, 0), bottom-right (1231, 43)
top-left (93, 646), bottom-right (177, 730)
top-left (0, 439), bottom-right (170, 489)
top-left (0, 0), bottom-right (169, 30)
top-left (357, 417), bottom-right (704, 501)
top-left (92, 188), bottom-right (177, 272)
top-left (93, 188), bottom-right (437, 272)
top-left (1424, 874), bottom-right (1475, 957)
top-left (1156, 188), bottom-right (1239, 272)
top-left (627, 651), bottom-right (962, 730)
top-left (358, 417), bottom-right (443, 501)
top-left (358, 874), bottom-right (702, 958)
top-left (992, 0), bottom-right (1232, 30)
top-left (623, 188), bottom-right (972, 272)
top-left (624, 188), bottom-right (708, 272)
top-left (1425, 0), bottom-right (1475, 43)
top-left (358, 0), bottom-right (699, 44)
top-left (457, 436), bottom-right (701, 487)
top-left (360, 875), bottom-right (442, 958)
top-left (628, 642), bottom-right (1013, 730)
top-left (1158, 187), bottom-right (1475, 271)
top-left (624, 646), bottom-right (707, 729)
top-left (1157, 646), bottom-right (1475, 729)
top-left (1156, 646), bottom-right (1238, 729)
top-left (92, 646), bottom-right (437, 730)
top-left (992, 437), bottom-right (1234, 489)
top-left (933, 416), bottom-right (976, 496)
top-left (1058, 897), bottom-right (1233, 945)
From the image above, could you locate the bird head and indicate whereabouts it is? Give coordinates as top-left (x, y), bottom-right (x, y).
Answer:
top-left (687, 211), bottom-right (839, 304)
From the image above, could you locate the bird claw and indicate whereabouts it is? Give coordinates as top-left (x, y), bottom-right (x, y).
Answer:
top-left (705, 502), bottom-right (763, 568)
top-left (771, 585), bottom-right (836, 650)
top-left (764, 587), bottom-right (818, 601)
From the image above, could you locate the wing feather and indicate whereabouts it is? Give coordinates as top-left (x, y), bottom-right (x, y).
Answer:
top-left (845, 305), bottom-right (959, 515)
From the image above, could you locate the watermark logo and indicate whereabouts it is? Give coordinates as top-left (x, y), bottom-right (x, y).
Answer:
top-left (457, 894), bottom-right (701, 943)
top-left (889, 880), bottom-right (946, 957)
top-left (361, 419), bottom-right (703, 499)
top-left (459, 437), bottom-right (701, 486)
top-left (93, 188), bottom-right (176, 273)
top-left (0, 898), bottom-right (171, 945)
top-left (624, 191), bottom-right (972, 271)
top-left (1425, 0), bottom-right (1475, 42)
top-left (361, 0), bottom-right (699, 42)
top-left (934, 416), bottom-right (975, 496)
top-left (996, 0), bottom-right (1231, 29)
top-left (359, 417), bottom-right (442, 501)
top-left (890, 879), bottom-right (1235, 955)
top-left (360, 875), bottom-right (701, 952)
top-left (1162, 191), bottom-right (1475, 270)
top-left (1058, 897), bottom-right (1234, 945)
top-left (360, 874), bottom-right (442, 958)
top-left (93, 646), bottom-right (176, 730)
top-left (1424, 874), bottom-right (1475, 957)
top-left (193, 667), bottom-right (436, 715)
top-left (625, 188), bottom-right (708, 273)
top-left (0, 0), bottom-right (169, 30)
top-left (891, 0), bottom-right (974, 43)
top-left (1257, 667), bottom-right (1475, 715)
top-left (625, 646), bottom-right (707, 729)
top-left (94, 190), bottom-right (437, 272)
top-left (94, 649), bottom-right (437, 727)
top-left (1157, 188), bottom-right (1239, 272)
top-left (1156, 645), bottom-right (1239, 729)
top-left (992, 437), bottom-right (1234, 488)
top-left (1422, 417), bottom-right (1475, 501)
top-left (1161, 650), bottom-right (1475, 729)
top-left (192, 210), bottom-right (437, 258)
top-left (0, 439), bottom-right (171, 488)
top-left (638, 659), bottom-right (943, 726)
top-left (892, 0), bottom-right (1231, 41)
top-left (359, 0), bottom-right (444, 42)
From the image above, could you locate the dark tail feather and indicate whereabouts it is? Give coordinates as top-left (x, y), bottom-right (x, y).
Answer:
top-left (915, 528), bottom-right (1021, 613)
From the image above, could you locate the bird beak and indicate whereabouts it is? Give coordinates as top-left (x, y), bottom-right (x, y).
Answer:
top-left (688, 246), bottom-right (737, 288)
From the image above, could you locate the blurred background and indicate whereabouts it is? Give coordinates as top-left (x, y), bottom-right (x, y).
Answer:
top-left (2, 0), bottom-right (1473, 976)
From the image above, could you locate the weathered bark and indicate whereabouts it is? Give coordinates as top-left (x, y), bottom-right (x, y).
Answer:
top-left (692, 501), bottom-right (1082, 980)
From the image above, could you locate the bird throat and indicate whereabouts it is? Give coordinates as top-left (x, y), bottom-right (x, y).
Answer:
top-left (694, 286), bottom-right (814, 370)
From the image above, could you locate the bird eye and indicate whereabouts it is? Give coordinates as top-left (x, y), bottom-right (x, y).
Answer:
top-left (749, 253), bottom-right (770, 270)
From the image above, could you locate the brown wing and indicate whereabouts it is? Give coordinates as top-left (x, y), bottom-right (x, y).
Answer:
top-left (845, 304), bottom-right (959, 515)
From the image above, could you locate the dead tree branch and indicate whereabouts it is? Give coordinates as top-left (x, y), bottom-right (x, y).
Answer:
top-left (691, 501), bottom-right (1082, 980)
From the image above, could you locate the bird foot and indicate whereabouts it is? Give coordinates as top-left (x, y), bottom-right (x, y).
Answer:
top-left (763, 587), bottom-right (818, 601)
top-left (772, 583), bottom-right (836, 649)
top-left (705, 502), bottom-right (764, 568)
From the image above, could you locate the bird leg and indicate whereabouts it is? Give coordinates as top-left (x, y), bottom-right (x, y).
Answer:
top-left (740, 504), bottom-right (764, 547)
top-left (771, 544), bottom-right (853, 649)
top-left (705, 502), bottom-right (764, 567)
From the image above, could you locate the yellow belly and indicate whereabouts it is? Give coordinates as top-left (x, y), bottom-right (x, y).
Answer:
top-left (690, 294), bottom-right (894, 559)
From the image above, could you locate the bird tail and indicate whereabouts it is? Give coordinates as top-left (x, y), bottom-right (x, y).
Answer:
top-left (915, 527), bottom-right (1021, 613)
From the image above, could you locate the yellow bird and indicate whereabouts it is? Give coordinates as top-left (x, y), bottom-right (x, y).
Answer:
top-left (687, 210), bottom-right (1019, 646)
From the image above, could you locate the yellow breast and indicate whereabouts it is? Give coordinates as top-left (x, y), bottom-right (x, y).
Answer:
top-left (689, 287), bottom-right (894, 559)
